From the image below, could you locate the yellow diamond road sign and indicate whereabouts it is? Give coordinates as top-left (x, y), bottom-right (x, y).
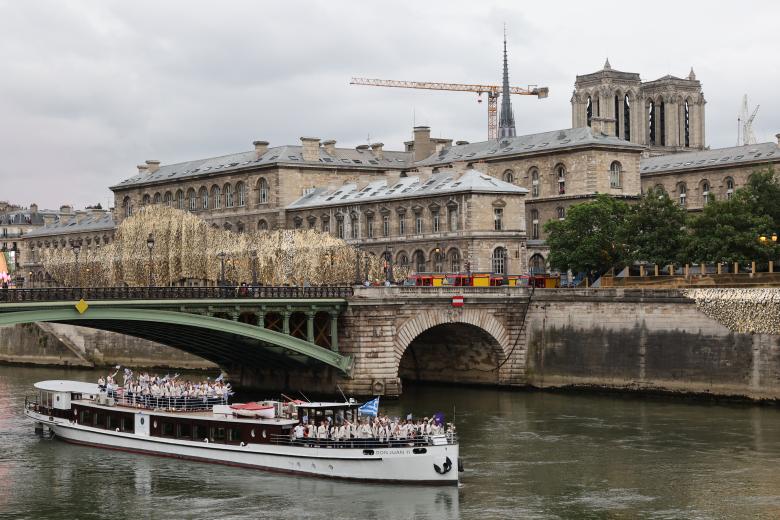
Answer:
top-left (75, 299), bottom-right (89, 314)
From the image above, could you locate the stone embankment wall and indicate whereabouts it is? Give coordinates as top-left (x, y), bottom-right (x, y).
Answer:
top-left (524, 289), bottom-right (780, 400)
top-left (0, 323), bottom-right (215, 370)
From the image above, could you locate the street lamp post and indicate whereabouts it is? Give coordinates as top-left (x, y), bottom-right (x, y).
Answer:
top-left (28, 271), bottom-right (33, 289)
top-left (146, 233), bottom-right (155, 287)
top-left (70, 238), bottom-right (82, 287)
top-left (217, 251), bottom-right (226, 287)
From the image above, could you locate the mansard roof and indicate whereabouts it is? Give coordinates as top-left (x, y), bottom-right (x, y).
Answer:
top-left (415, 127), bottom-right (643, 167)
top-left (640, 142), bottom-right (780, 176)
top-left (110, 146), bottom-right (413, 191)
top-left (287, 169), bottom-right (528, 210)
top-left (23, 212), bottom-right (116, 238)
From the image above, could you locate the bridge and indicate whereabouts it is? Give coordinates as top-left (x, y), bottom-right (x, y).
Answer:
top-left (0, 285), bottom-right (532, 396)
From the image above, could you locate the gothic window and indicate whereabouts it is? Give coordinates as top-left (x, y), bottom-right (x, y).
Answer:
top-left (336, 218), bottom-right (344, 239)
top-left (123, 197), bottom-right (132, 217)
top-left (415, 214), bottom-right (423, 234)
top-left (432, 212), bottom-right (440, 233)
top-left (308, 216), bottom-right (316, 229)
top-left (224, 184), bottom-right (234, 208)
top-left (623, 94), bottom-right (631, 141)
top-left (142, 194), bottom-right (151, 206)
top-left (556, 206), bottom-right (566, 220)
top-left (648, 100), bottom-right (656, 145)
top-left (586, 96), bottom-right (593, 127)
top-left (293, 217), bottom-right (303, 230)
top-left (678, 182), bottom-right (687, 206)
top-left (491, 247), bottom-right (507, 274)
top-left (530, 168), bottom-right (540, 197)
top-left (187, 189), bottom-right (197, 211)
top-left (399, 214), bottom-right (406, 235)
top-left (503, 169), bottom-right (514, 183)
top-left (176, 190), bottom-right (184, 210)
top-left (236, 182), bottom-right (246, 207)
top-left (529, 253), bottom-right (545, 274)
top-left (153, 193), bottom-right (162, 204)
top-left (701, 180), bottom-right (711, 205)
top-left (398, 253), bottom-right (409, 268)
top-left (211, 186), bottom-right (221, 209)
top-left (321, 218), bottom-right (330, 233)
top-left (367, 216), bottom-right (374, 238)
top-left (449, 249), bottom-right (461, 272)
top-left (556, 165), bottom-right (566, 195)
top-left (494, 208), bottom-right (503, 230)
top-left (659, 101), bottom-right (666, 146)
top-left (530, 209), bottom-right (539, 239)
top-left (258, 219), bottom-right (268, 231)
top-left (684, 100), bottom-right (691, 148)
top-left (200, 187), bottom-right (209, 210)
top-left (614, 95), bottom-right (620, 137)
top-left (414, 250), bottom-right (426, 273)
top-left (258, 178), bottom-right (269, 204)
top-left (610, 161), bottom-right (622, 189)
top-left (382, 215), bottom-right (389, 237)
top-left (725, 177), bottom-right (734, 200)
top-left (163, 192), bottom-right (172, 207)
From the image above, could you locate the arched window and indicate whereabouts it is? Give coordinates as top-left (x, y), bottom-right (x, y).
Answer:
top-left (187, 189), bottom-right (197, 211)
top-left (586, 96), bottom-right (593, 127)
top-left (529, 254), bottom-right (545, 274)
top-left (491, 247), bottom-right (507, 274)
top-left (350, 214), bottom-right (359, 239)
top-left (556, 165), bottom-right (566, 195)
top-left (684, 99), bottom-right (691, 147)
top-left (223, 222), bottom-right (232, 231)
top-left (701, 180), bottom-right (711, 205)
top-left (503, 169), bottom-right (514, 183)
top-left (448, 206), bottom-right (458, 231)
top-left (449, 249), bottom-right (461, 273)
top-left (614, 95), bottom-right (620, 137)
top-left (654, 184), bottom-right (666, 194)
top-left (163, 192), bottom-right (172, 207)
top-left (153, 193), bottom-right (162, 204)
top-left (224, 184), bottom-right (233, 208)
top-left (211, 185), bottom-right (221, 209)
top-left (610, 161), bottom-right (622, 189)
top-left (236, 182), bottom-right (246, 207)
top-left (725, 177), bottom-right (734, 200)
top-left (659, 100), bottom-right (666, 146)
top-left (199, 187), bottom-right (209, 210)
top-left (142, 194), bottom-right (151, 206)
top-left (678, 182), bottom-right (687, 206)
top-left (530, 168), bottom-right (540, 197)
top-left (556, 206), bottom-right (566, 220)
top-left (336, 217), bottom-right (345, 239)
top-left (236, 222), bottom-right (245, 233)
top-left (258, 178), bottom-right (269, 204)
top-left (397, 252), bottom-right (409, 268)
top-left (432, 247), bottom-right (444, 273)
top-left (122, 197), bottom-right (132, 217)
top-left (176, 190), bottom-right (184, 209)
top-left (648, 100), bottom-right (656, 145)
top-left (293, 217), bottom-right (303, 230)
top-left (623, 94), bottom-right (631, 141)
top-left (414, 250), bottom-right (426, 273)
top-left (258, 219), bottom-right (268, 231)
top-left (530, 209), bottom-right (539, 239)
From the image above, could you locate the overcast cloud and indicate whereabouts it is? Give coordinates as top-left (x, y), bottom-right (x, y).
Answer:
top-left (1, 0), bottom-right (778, 210)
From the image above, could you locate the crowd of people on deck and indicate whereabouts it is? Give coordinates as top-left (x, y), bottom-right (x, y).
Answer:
top-left (291, 414), bottom-right (450, 444)
top-left (97, 368), bottom-right (232, 409)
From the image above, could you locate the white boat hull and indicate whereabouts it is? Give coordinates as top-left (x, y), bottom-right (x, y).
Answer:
top-left (26, 410), bottom-right (459, 485)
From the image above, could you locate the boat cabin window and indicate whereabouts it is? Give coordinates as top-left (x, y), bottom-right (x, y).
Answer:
top-left (121, 417), bottom-right (134, 433)
top-left (178, 423), bottom-right (192, 439)
top-left (161, 422), bottom-right (175, 437)
top-left (80, 409), bottom-right (91, 424)
top-left (107, 415), bottom-right (120, 431)
top-left (228, 428), bottom-right (241, 442)
top-left (194, 423), bottom-right (208, 441)
top-left (212, 427), bottom-right (226, 442)
top-left (93, 413), bottom-right (105, 428)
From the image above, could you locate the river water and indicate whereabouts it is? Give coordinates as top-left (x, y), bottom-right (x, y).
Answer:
top-left (2, 366), bottom-right (780, 519)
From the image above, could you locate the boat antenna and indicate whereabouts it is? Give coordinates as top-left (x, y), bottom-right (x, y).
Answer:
top-left (298, 390), bottom-right (311, 403)
top-left (336, 384), bottom-right (349, 403)
top-left (281, 393), bottom-right (296, 402)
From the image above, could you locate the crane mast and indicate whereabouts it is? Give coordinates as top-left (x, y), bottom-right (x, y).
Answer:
top-left (350, 77), bottom-right (549, 140)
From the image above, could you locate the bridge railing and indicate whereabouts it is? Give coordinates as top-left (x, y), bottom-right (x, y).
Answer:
top-left (0, 286), bottom-right (354, 303)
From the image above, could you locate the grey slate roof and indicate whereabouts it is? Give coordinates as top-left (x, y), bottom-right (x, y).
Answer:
top-left (640, 142), bottom-right (779, 175)
top-left (24, 212), bottom-right (115, 238)
top-left (110, 146), bottom-right (414, 190)
top-left (287, 169), bottom-right (528, 210)
top-left (0, 210), bottom-right (59, 226)
top-left (415, 127), bottom-right (644, 167)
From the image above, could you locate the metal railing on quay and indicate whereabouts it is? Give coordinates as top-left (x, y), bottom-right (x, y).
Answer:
top-left (0, 285), bottom-right (354, 303)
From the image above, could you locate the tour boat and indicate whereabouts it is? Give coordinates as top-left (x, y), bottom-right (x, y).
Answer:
top-left (24, 380), bottom-right (461, 485)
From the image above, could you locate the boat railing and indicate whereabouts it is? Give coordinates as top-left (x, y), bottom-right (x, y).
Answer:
top-left (102, 391), bottom-right (228, 412)
top-left (268, 432), bottom-right (457, 449)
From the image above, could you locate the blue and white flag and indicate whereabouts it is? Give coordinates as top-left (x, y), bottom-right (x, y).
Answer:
top-left (358, 397), bottom-right (379, 417)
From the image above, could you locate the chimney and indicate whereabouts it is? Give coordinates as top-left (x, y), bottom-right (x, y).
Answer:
top-left (137, 164), bottom-right (149, 175)
top-left (145, 160), bottom-right (160, 173)
top-left (29, 203), bottom-right (38, 214)
top-left (42, 215), bottom-right (55, 226)
top-left (370, 142), bottom-right (384, 159)
top-left (253, 140), bottom-right (269, 158)
top-left (322, 139), bottom-right (337, 155)
top-left (75, 211), bottom-right (88, 224)
top-left (413, 126), bottom-right (434, 162)
top-left (59, 214), bottom-right (72, 225)
top-left (300, 137), bottom-right (320, 161)
top-left (589, 116), bottom-right (614, 136)
top-left (59, 205), bottom-right (72, 215)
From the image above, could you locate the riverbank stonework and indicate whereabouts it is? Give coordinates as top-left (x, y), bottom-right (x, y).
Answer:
top-left (524, 289), bottom-right (780, 401)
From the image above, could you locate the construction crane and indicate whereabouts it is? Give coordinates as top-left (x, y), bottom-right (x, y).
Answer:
top-left (737, 94), bottom-right (760, 146)
top-left (350, 77), bottom-right (549, 140)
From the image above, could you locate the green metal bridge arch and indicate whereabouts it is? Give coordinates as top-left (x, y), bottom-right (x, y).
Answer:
top-left (0, 301), bottom-right (352, 374)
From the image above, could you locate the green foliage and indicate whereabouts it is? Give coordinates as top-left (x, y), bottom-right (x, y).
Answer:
top-left (544, 195), bottom-right (630, 274)
top-left (623, 187), bottom-right (688, 265)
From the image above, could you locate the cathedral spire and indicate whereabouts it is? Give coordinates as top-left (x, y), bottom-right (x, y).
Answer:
top-left (498, 26), bottom-right (516, 139)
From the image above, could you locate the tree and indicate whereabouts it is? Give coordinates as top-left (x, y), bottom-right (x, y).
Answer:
top-left (623, 187), bottom-right (688, 265)
top-left (738, 167), bottom-right (780, 227)
top-left (544, 195), bottom-right (631, 275)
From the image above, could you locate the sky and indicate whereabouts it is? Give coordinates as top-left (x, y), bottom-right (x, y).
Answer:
top-left (1, 0), bottom-right (778, 210)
